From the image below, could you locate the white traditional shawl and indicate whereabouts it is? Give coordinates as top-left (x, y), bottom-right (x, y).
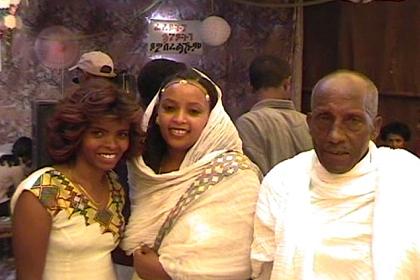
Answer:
top-left (121, 70), bottom-right (261, 279)
top-left (252, 142), bottom-right (420, 280)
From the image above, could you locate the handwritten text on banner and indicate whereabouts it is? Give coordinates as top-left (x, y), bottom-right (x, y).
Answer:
top-left (147, 20), bottom-right (203, 55)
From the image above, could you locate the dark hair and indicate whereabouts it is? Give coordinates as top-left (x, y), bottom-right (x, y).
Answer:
top-left (380, 121), bottom-right (411, 142)
top-left (12, 136), bottom-right (32, 163)
top-left (137, 59), bottom-right (187, 107)
top-left (0, 154), bottom-right (20, 167)
top-left (143, 68), bottom-right (218, 172)
top-left (47, 79), bottom-right (144, 164)
top-left (249, 55), bottom-right (291, 91)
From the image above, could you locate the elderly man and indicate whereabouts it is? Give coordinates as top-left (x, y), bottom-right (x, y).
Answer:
top-left (251, 70), bottom-right (420, 279)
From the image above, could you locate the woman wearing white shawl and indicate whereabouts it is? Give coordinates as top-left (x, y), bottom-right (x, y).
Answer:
top-left (121, 68), bottom-right (261, 280)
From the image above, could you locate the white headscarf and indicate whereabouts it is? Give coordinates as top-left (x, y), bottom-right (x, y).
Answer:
top-left (122, 68), bottom-right (243, 252)
top-left (141, 68), bottom-right (242, 166)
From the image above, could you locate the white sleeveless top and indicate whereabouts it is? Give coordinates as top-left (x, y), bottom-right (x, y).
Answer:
top-left (11, 167), bottom-right (125, 280)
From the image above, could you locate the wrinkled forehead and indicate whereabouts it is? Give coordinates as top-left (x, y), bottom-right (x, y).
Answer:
top-left (312, 74), bottom-right (375, 112)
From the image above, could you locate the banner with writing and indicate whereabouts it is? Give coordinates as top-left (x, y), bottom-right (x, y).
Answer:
top-left (147, 20), bottom-right (203, 55)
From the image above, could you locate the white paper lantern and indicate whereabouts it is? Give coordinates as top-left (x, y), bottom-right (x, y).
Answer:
top-left (35, 25), bottom-right (80, 69)
top-left (0, 0), bottom-right (10, 9)
top-left (3, 14), bottom-right (16, 29)
top-left (200, 16), bottom-right (231, 47)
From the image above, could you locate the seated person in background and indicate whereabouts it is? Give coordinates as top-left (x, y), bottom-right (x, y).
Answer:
top-left (235, 55), bottom-right (312, 175)
top-left (0, 154), bottom-right (23, 216)
top-left (11, 80), bottom-right (143, 280)
top-left (379, 121), bottom-right (411, 150)
top-left (137, 58), bottom-right (187, 108)
top-left (251, 70), bottom-right (420, 279)
top-left (121, 67), bottom-right (261, 280)
top-left (0, 136), bottom-right (32, 216)
top-left (12, 136), bottom-right (33, 176)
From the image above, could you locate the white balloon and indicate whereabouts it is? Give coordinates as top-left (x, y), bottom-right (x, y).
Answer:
top-left (4, 14), bottom-right (16, 29)
top-left (0, 0), bottom-right (10, 9)
top-left (200, 16), bottom-right (231, 47)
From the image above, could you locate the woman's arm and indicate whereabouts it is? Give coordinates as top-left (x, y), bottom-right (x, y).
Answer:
top-left (12, 191), bottom-right (51, 280)
top-left (133, 245), bottom-right (171, 280)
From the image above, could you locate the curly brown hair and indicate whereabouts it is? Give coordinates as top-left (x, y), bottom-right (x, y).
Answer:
top-left (47, 79), bottom-right (144, 164)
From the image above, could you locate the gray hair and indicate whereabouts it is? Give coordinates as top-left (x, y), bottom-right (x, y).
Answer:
top-left (311, 70), bottom-right (378, 118)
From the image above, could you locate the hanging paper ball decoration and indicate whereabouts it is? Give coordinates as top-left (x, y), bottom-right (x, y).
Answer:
top-left (0, 0), bottom-right (10, 9)
top-left (200, 16), bottom-right (231, 46)
top-left (3, 14), bottom-right (16, 29)
top-left (34, 25), bottom-right (80, 69)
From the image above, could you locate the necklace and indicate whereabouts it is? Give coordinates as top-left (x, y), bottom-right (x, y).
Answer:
top-left (64, 167), bottom-right (110, 208)
top-left (158, 163), bottom-right (167, 174)
top-left (73, 181), bottom-right (103, 206)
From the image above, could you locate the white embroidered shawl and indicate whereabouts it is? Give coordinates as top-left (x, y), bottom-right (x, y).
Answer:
top-left (121, 70), bottom-right (261, 279)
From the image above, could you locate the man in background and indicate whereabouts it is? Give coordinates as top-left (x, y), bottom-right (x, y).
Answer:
top-left (137, 58), bottom-right (187, 108)
top-left (379, 121), bottom-right (412, 150)
top-left (0, 137), bottom-right (32, 216)
top-left (69, 51), bottom-right (117, 84)
top-left (235, 55), bottom-right (312, 175)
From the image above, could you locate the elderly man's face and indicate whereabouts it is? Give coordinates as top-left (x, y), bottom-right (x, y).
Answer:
top-left (307, 77), bottom-right (381, 174)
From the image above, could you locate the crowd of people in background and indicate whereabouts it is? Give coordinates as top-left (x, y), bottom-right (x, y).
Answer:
top-left (1, 51), bottom-right (418, 280)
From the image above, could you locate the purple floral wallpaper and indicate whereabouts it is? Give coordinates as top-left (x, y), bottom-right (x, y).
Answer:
top-left (0, 0), bottom-right (297, 144)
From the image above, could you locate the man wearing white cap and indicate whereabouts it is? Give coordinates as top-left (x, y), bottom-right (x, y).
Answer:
top-left (69, 51), bottom-right (117, 84)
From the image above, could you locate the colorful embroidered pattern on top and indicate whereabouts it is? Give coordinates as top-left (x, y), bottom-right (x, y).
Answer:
top-left (28, 169), bottom-right (125, 241)
top-left (154, 150), bottom-right (258, 250)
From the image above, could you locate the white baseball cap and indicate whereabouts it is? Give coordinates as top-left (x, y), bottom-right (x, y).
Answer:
top-left (69, 51), bottom-right (116, 77)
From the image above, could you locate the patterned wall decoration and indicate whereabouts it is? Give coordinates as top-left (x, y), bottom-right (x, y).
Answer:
top-left (0, 0), bottom-right (297, 144)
